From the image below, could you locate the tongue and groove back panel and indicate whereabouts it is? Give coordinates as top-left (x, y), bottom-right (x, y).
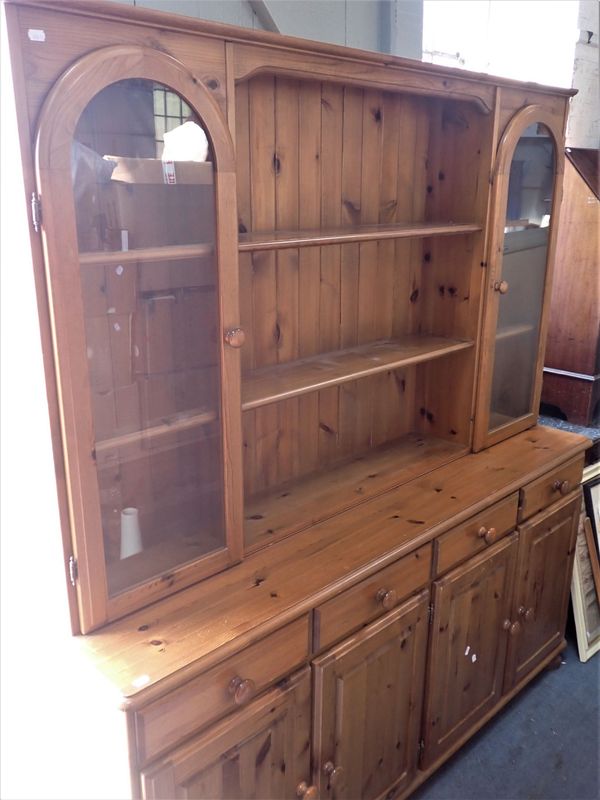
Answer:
top-left (235, 76), bottom-right (491, 502)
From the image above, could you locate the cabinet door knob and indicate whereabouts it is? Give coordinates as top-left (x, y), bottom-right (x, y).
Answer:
top-left (323, 762), bottom-right (344, 788)
top-left (228, 676), bottom-right (255, 705)
top-left (376, 588), bottom-right (398, 610)
top-left (493, 280), bottom-right (509, 294)
top-left (224, 327), bottom-right (245, 348)
top-left (502, 619), bottom-right (521, 636)
top-left (477, 525), bottom-right (497, 545)
top-left (296, 782), bottom-right (319, 799)
top-left (552, 479), bottom-right (570, 496)
top-left (518, 605), bottom-right (535, 622)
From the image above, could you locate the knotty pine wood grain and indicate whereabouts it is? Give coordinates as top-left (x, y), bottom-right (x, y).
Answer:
top-left (78, 426), bottom-right (588, 705)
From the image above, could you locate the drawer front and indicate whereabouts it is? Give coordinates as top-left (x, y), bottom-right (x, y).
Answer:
top-left (435, 493), bottom-right (519, 576)
top-left (518, 455), bottom-right (584, 522)
top-left (135, 615), bottom-right (310, 764)
top-left (313, 544), bottom-right (432, 652)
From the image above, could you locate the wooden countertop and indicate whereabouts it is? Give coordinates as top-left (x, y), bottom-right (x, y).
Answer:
top-left (79, 425), bottom-right (589, 709)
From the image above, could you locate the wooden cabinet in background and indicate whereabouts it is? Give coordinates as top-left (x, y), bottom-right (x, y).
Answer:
top-left (3, 1), bottom-right (592, 799)
top-left (542, 149), bottom-right (599, 426)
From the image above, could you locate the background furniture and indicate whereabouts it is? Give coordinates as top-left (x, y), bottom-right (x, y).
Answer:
top-left (542, 148), bottom-right (600, 426)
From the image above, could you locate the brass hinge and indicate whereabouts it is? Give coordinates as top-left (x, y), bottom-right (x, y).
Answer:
top-left (428, 603), bottom-right (434, 624)
top-left (30, 192), bottom-right (42, 232)
top-left (418, 739), bottom-right (425, 754)
top-left (68, 555), bottom-right (78, 586)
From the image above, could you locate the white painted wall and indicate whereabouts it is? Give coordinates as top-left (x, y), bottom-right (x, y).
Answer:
top-left (567, 0), bottom-right (599, 147)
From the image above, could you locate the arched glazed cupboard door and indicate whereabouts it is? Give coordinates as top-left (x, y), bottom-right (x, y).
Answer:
top-left (35, 46), bottom-right (243, 633)
top-left (473, 107), bottom-right (565, 452)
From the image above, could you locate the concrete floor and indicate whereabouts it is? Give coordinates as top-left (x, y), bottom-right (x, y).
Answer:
top-left (413, 623), bottom-right (600, 800)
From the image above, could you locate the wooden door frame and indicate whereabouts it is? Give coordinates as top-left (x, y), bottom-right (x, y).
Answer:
top-left (35, 44), bottom-right (243, 632)
top-left (473, 105), bottom-right (566, 452)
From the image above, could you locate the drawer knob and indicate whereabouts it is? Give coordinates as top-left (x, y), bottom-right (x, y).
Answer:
top-left (494, 279), bottom-right (509, 294)
top-left (228, 676), bottom-right (255, 705)
top-left (477, 525), bottom-right (497, 545)
top-left (224, 327), bottom-right (245, 348)
top-left (323, 762), bottom-right (344, 788)
top-left (518, 605), bottom-right (535, 622)
top-left (552, 479), bottom-right (570, 496)
top-left (376, 588), bottom-right (398, 610)
top-left (502, 619), bottom-right (521, 636)
top-left (297, 782), bottom-right (319, 800)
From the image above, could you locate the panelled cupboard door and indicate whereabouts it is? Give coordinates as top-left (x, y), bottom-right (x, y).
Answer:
top-left (140, 668), bottom-right (313, 800)
top-left (34, 45), bottom-right (243, 631)
top-left (312, 590), bottom-right (429, 800)
top-left (504, 492), bottom-right (580, 691)
top-left (421, 535), bottom-right (518, 768)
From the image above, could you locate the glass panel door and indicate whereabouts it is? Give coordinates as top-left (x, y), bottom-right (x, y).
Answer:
top-left (488, 124), bottom-right (555, 432)
top-left (72, 78), bottom-right (224, 596)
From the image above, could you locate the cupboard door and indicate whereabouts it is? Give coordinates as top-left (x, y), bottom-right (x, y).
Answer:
top-left (313, 590), bottom-right (429, 800)
top-left (504, 492), bottom-right (579, 691)
top-left (421, 535), bottom-right (517, 768)
top-left (34, 46), bottom-right (243, 630)
top-left (141, 669), bottom-right (312, 800)
top-left (473, 107), bottom-right (566, 451)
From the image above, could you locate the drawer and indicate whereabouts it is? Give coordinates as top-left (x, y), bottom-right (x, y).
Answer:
top-left (313, 543), bottom-right (432, 652)
top-left (518, 455), bottom-right (584, 522)
top-left (135, 615), bottom-right (310, 764)
top-left (434, 493), bottom-right (519, 576)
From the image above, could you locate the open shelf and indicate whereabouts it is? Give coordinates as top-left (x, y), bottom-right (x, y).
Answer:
top-left (95, 408), bottom-right (217, 461)
top-left (244, 433), bottom-right (467, 553)
top-left (242, 336), bottom-right (474, 411)
top-left (79, 242), bottom-right (214, 266)
top-left (238, 221), bottom-right (481, 252)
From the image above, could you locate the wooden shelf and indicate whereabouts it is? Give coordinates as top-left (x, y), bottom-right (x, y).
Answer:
top-left (79, 243), bottom-right (213, 266)
top-left (238, 221), bottom-right (481, 252)
top-left (95, 409), bottom-right (217, 458)
top-left (108, 529), bottom-right (223, 596)
top-left (242, 336), bottom-right (474, 411)
top-left (244, 433), bottom-right (467, 553)
top-left (106, 156), bottom-right (213, 185)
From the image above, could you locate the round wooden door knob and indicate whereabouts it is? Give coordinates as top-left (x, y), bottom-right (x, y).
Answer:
top-left (228, 676), bottom-right (255, 705)
top-left (224, 327), bottom-right (246, 348)
top-left (376, 588), bottom-right (398, 610)
top-left (477, 526), bottom-right (497, 545)
top-left (502, 619), bottom-right (521, 636)
top-left (493, 279), bottom-right (509, 294)
top-left (519, 606), bottom-right (535, 622)
top-left (323, 762), bottom-right (344, 788)
top-left (552, 479), bottom-right (570, 496)
top-left (296, 782), bottom-right (319, 799)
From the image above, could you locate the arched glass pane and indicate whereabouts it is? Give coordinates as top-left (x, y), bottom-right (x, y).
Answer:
top-left (72, 79), bottom-right (225, 596)
top-left (489, 123), bottom-right (555, 432)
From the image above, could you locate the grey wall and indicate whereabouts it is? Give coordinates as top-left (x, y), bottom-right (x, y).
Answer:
top-left (109, 0), bottom-right (424, 59)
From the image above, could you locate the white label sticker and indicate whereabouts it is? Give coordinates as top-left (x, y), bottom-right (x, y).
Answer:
top-left (162, 160), bottom-right (177, 185)
top-left (28, 29), bottom-right (46, 42)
